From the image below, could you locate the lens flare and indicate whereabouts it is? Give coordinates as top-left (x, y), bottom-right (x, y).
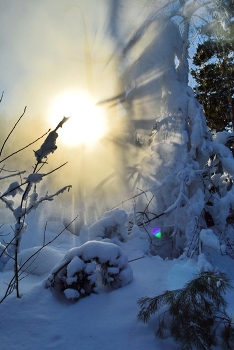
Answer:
top-left (152, 226), bottom-right (162, 238)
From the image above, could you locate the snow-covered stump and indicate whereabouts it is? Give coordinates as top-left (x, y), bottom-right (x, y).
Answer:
top-left (46, 241), bottom-right (133, 300)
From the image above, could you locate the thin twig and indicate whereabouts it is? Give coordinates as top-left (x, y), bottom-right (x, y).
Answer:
top-left (111, 191), bottom-right (149, 210)
top-left (138, 211), bottom-right (165, 226)
top-left (0, 162), bottom-right (68, 200)
top-left (0, 128), bottom-right (51, 164)
top-left (0, 170), bottom-right (26, 181)
top-left (0, 91), bottom-right (4, 103)
top-left (0, 106), bottom-right (27, 158)
top-left (43, 221), bottom-right (48, 246)
top-left (0, 166), bottom-right (19, 173)
top-left (20, 215), bottom-right (78, 270)
top-left (128, 254), bottom-right (147, 262)
top-left (42, 162), bottom-right (68, 177)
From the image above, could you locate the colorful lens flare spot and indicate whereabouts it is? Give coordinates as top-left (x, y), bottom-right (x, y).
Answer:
top-left (152, 227), bottom-right (162, 238)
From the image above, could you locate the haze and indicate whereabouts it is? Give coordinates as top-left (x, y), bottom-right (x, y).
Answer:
top-left (0, 0), bottom-right (159, 230)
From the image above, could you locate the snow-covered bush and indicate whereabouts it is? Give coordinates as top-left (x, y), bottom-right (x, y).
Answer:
top-left (46, 241), bottom-right (133, 300)
top-left (87, 208), bottom-right (128, 242)
top-left (79, 207), bottom-right (151, 262)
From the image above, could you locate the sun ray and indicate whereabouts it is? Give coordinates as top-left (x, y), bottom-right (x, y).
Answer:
top-left (48, 91), bottom-right (108, 147)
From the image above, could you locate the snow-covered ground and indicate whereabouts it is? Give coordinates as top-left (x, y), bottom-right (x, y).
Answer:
top-left (0, 210), bottom-right (233, 350)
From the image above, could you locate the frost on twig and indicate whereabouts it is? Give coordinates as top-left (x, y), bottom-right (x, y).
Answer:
top-left (26, 185), bottom-right (72, 214)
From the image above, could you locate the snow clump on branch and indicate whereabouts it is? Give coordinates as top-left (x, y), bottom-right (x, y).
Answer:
top-left (34, 117), bottom-right (69, 163)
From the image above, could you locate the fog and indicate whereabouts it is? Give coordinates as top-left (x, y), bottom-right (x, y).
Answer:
top-left (0, 0), bottom-right (166, 231)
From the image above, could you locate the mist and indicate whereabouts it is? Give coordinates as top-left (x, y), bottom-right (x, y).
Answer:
top-left (0, 0), bottom-right (168, 231)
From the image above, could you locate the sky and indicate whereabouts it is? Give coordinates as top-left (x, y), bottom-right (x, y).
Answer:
top-left (0, 0), bottom-right (205, 230)
top-left (0, 0), bottom-right (131, 228)
top-left (0, 0), bottom-right (174, 230)
top-left (0, 0), bottom-right (112, 115)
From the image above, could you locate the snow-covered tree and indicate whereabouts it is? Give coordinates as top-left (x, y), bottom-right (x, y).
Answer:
top-left (103, 0), bottom-right (234, 263)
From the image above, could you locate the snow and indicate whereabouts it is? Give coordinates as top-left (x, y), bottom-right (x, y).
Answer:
top-left (46, 241), bottom-right (133, 295)
top-left (0, 215), bottom-right (233, 350)
top-left (197, 253), bottom-right (213, 272)
top-left (4, 246), bottom-right (64, 276)
top-left (26, 173), bottom-right (44, 183)
top-left (63, 288), bottom-right (80, 300)
top-left (0, 232), bottom-right (174, 350)
top-left (34, 130), bottom-right (58, 163)
top-left (2, 181), bottom-right (23, 197)
top-left (167, 259), bottom-right (198, 290)
top-left (200, 229), bottom-right (221, 252)
top-left (88, 208), bottom-right (128, 241)
top-left (66, 256), bottom-right (85, 277)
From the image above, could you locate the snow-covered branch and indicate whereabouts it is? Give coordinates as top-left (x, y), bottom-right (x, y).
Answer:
top-left (25, 185), bottom-right (72, 214)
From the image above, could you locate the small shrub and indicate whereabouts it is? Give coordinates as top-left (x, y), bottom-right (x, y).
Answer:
top-left (46, 241), bottom-right (133, 300)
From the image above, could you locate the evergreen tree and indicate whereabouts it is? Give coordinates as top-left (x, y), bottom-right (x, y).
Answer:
top-left (192, 1), bottom-right (234, 131)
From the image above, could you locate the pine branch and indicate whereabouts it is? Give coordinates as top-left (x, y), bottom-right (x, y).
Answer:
top-left (137, 271), bottom-right (234, 349)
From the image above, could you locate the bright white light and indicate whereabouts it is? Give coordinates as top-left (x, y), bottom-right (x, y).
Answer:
top-left (48, 91), bottom-right (108, 147)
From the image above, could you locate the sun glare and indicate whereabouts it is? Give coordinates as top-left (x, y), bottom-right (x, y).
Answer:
top-left (48, 91), bottom-right (108, 147)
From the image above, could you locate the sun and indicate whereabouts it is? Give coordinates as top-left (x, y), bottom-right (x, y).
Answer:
top-left (48, 91), bottom-right (108, 147)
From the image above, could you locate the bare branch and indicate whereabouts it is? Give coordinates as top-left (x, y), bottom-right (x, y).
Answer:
top-left (0, 171), bottom-right (26, 181)
top-left (0, 106), bottom-right (27, 158)
top-left (0, 91), bottom-right (4, 103)
top-left (0, 166), bottom-right (19, 173)
top-left (41, 162), bottom-right (68, 177)
top-left (0, 129), bottom-right (51, 164)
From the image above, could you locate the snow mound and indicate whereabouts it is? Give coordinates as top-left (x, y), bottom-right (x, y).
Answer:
top-left (167, 259), bottom-right (198, 290)
top-left (4, 246), bottom-right (64, 276)
top-left (200, 229), bottom-right (221, 252)
top-left (88, 208), bottom-right (128, 241)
